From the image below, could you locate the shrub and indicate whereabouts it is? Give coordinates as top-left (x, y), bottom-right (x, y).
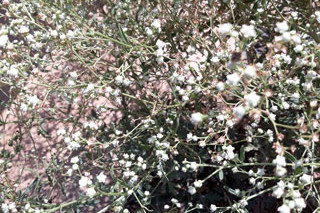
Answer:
top-left (0, 0), bottom-right (320, 212)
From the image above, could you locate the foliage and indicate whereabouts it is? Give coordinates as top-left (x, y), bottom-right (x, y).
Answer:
top-left (0, 0), bottom-right (320, 212)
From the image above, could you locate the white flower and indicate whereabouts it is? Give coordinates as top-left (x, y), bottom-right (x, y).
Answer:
top-left (216, 114), bottom-right (225, 121)
top-left (292, 92), bottom-right (300, 100)
top-left (194, 180), bottom-right (203, 188)
top-left (226, 73), bottom-right (240, 86)
top-left (281, 32), bottom-right (291, 42)
top-left (0, 35), bottom-right (8, 47)
top-left (72, 131), bottom-right (81, 140)
top-left (273, 155), bottom-right (287, 167)
top-left (244, 92), bottom-right (261, 107)
top-left (19, 26), bottom-right (29, 34)
top-left (171, 198), bottom-right (178, 204)
top-left (156, 48), bottom-right (164, 57)
top-left (243, 65), bottom-right (256, 78)
top-left (84, 83), bottom-right (95, 92)
top-left (156, 40), bottom-right (166, 49)
top-left (216, 155), bottom-right (223, 163)
top-left (137, 156), bottom-right (144, 163)
top-left (64, 137), bottom-right (71, 143)
top-left (86, 187), bottom-right (96, 198)
top-left (225, 145), bottom-right (235, 160)
top-left (69, 142), bottom-right (81, 150)
top-left (294, 45), bottom-right (303, 52)
top-left (276, 21), bottom-right (289, 33)
top-left (239, 199), bottom-right (248, 207)
top-left (50, 30), bottom-right (58, 38)
top-left (72, 164), bottom-right (79, 170)
top-left (257, 8), bottom-right (264, 13)
top-left (8, 202), bottom-right (16, 211)
top-left (67, 168), bottom-right (73, 176)
top-left (282, 54), bottom-right (292, 64)
top-left (216, 82), bottom-right (225, 91)
top-left (125, 161), bottom-right (132, 168)
top-left (257, 181), bottom-right (264, 190)
top-left (26, 34), bottom-right (35, 42)
top-left (210, 204), bottom-right (217, 212)
top-left (257, 168), bottom-right (265, 176)
top-left (60, 33), bottom-right (66, 40)
top-left (234, 189), bottom-right (240, 196)
top-left (69, 71), bottom-right (78, 78)
top-left (115, 75), bottom-right (123, 85)
top-left (294, 198), bottom-right (306, 210)
top-left (105, 86), bottom-right (113, 94)
top-left (79, 176), bottom-right (91, 188)
top-left (144, 191), bottom-right (150, 196)
top-left (8, 67), bottom-right (19, 77)
top-left (240, 25), bottom-right (256, 38)
top-left (198, 140), bottom-right (206, 147)
top-left (272, 187), bottom-right (284, 199)
top-left (282, 102), bottom-right (290, 109)
top-left (67, 79), bottom-right (75, 86)
top-left (288, 200), bottom-right (295, 209)
top-left (316, 11), bottom-right (320, 22)
top-left (84, 121), bottom-right (98, 130)
top-left (278, 182), bottom-right (285, 191)
top-left (299, 174), bottom-right (311, 185)
top-left (233, 105), bottom-right (246, 118)
top-left (188, 186), bottom-right (196, 195)
top-left (271, 105), bottom-right (278, 112)
top-left (249, 177), bottom-right (256, 185)
top-left (231, 31), bottom-right (239, 37)
top-left (29, 95), bottom-right (40, 106)
top-left (226, 120), bottom-right (234, 127)
top-left (97, 172), bottom-right (107, 183)
top-left (275, 166), bottom-right (287, 177)
top-left (291, 11), bottom-right (298, 17)
top-left (190, 162), bottom-right (198, 171)
top-left (70, 156), bottom-right (79, 164)
top-left (151, 19), bottom-right (161, 31)
top-left (277, 204), bottom-right (290, 213)
top-left (190, 112), bottom-right (205, 126)
top-left (145, 27), bottom-right (153, 35)
top-left (291, 34), bottom-right (301, 44)
top-left (24, 203), bottom-right (31, 210)
top-left (218, 23), bottom-right (233, 35)
top-left (156, 150), bottom-right (169, 161)
top-left (57, 128), bottom-right (66, 136)
top-left (211, 56), bottom-right (219, 63)
top-left (1, 203), bottom-right (9, 213)
top-left (292, 190), bottom-right (301, 198)
top-left (67, 141), bottom-right (80, 151)
top-left (67, 30), bottom-right (74, 39)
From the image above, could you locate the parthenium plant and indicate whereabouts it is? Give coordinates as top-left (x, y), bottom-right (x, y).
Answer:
top-left (0, 0), bottom-right (320, 213)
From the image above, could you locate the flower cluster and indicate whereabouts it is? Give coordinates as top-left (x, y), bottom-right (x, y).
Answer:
top-left (0, 1), bottom-right (320, 213)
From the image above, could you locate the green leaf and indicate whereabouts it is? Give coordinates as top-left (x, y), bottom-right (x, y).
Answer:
top-left (109, 165), bottom-right (116, 180)
top-left (285, 151), bottom-right (296, 163)
top-left (116, 21), bottom-right (130, 45)
top-left (244, 144), bottom-right (258, 152)
top-left (20, 177), bottom-right (38, 200)
top-left (25, 167), bottom-right (38, 177)
top-left (223, 185), bottom-right (241, 197)
top-left (218, 170), bottom-right (224, 181)
top-left (240, 146), bottom-right (245, 162)
top-left (168, 182), bottom-right (178, 196)
top-left (294, 166), bottom-right (303, 175)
